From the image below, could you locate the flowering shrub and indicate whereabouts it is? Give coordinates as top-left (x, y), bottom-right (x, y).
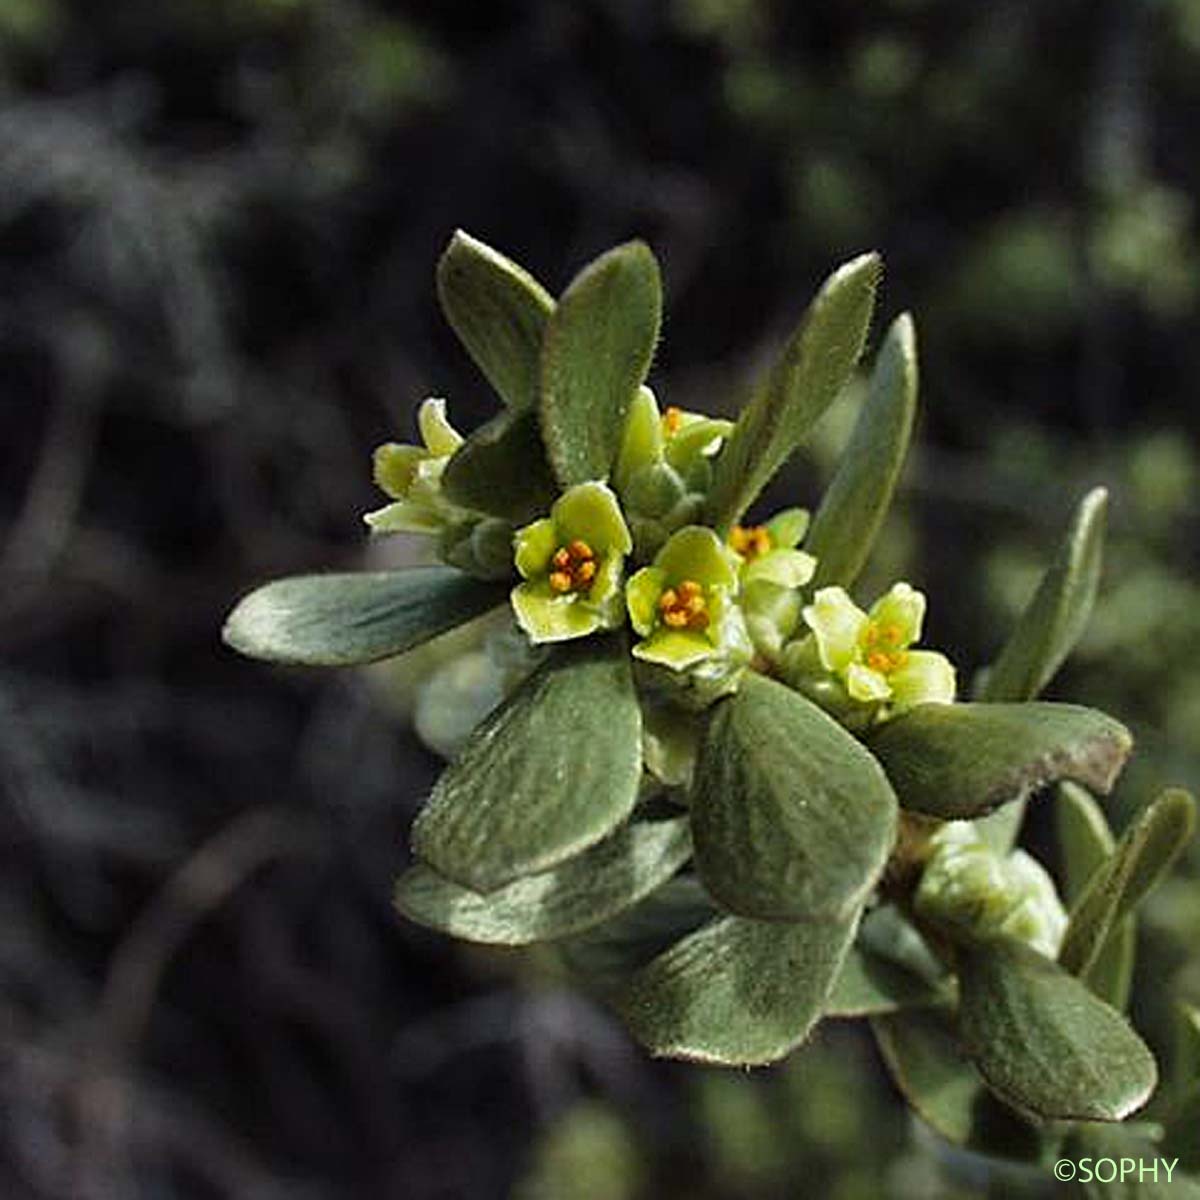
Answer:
top-left (224, 233), bottom-right (1198, 1173)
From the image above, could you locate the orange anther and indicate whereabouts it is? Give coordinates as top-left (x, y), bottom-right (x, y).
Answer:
top-left (663, 406), bottom-right (684, 434)
top-left (575, 559), bottom-right (597, 585)
top-left (567, 539), bottom-right (593, 561)
top-left (549, 571), bottom-right (573, 593)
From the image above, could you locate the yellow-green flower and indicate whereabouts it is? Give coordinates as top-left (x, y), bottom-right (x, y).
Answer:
top-left (364, 398), bottom-right (464, 534)
top-left (727, 508), bottom-right (816, 660)
top-left (625, 526), bottom-right (740, 670)
top-left (914, 821), bottom-right (1067, 957)
top-left (801, 582), bottom-right (956, 710)
top-left (510, 482), bottom-right (632, 644)
top-left (613, 387), bottom-right (733, 558)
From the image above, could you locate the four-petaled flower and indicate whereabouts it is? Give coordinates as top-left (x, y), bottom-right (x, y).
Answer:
top-left (511, 482), bottom-right (632, 644)
top-left (728, 509), bottom-right (816, 660)
top-left (365, 398), bottom-right (465, 534)
top-left (802, 582), bottom-right (956, 711)
top-left (625, 526), bottom-right (740, 670)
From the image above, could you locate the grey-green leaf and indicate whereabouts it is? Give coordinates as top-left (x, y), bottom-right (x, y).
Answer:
top-left (436, 230), bottom-right (554, 412)
top-left (826, 905), bottom-right (951, 1017)
top-left (982, 487), bottom-right (1108, 705)
top-left (222, 567), bottom-right (507, 666)
top-left (620, 909), bottom-right (858, 1066)
top-left (1055, 783), bottom-right (1136, 1008)
top-left (958, 939), bottom-right (1158, 1122)
top-left (867, 702), bottom-right (1132, 820)
top-left (704, 252), bottom-right (882, 534)
top-left (690, 674), bottom-right (897, 921)
top-left (441, 406), bottom-right (558, 524)
top-left (1058, 788), bottom-right (1196, 977)
top-left (975, 487), bottom-right (1108, 854)
top-left (396, 816), bottom-right (691, 945)
top-left (1056, 781), bottom-right (1117, 905)
top-left (411, 637), bottom-right (642, 892)
top-left (556, 876), bottom-right (717, 1000)
top-left (806, 312), bottom-right (917, 590)
top-left (870, 1010), bottom-right (1046, 1159)
top-left (540, 241), bottom-right (662, 486)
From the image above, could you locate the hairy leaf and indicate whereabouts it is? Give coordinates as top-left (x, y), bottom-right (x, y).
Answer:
top-left (540, 241), bottom-right (662, 486)
top-left (222, 567), bottom-right (506, 666)
top-left (867, 702), bottom-right (1132, 820)
top-left (958, 939), bottom-right (1157, 1122)
top-left (621, 908), bottom-right (858, 1065)
top-left (396, 817), bottom-right (690, 945)
top-left (411, 637), bottom-right (642, 892)
top-left (436, 229), bottom-right (554, 412)
top-left (807, 312), bottom-right (917, 589)
top-left (1055, 782), bottom-right (1136, 1008)
top-left (691, 674), bottom-right (897, 921)
top-left (441, 406), bottom-right (557, 523)
top-left (976, 488), bottom-right (1108, 853)
top-left (826, 904), bottom-right (950, 1017)
top-left (982, 487), bottom-right (1109, 705)
top-left (1059, 788), bottom-right (1196, 977)
top-left (556, 876), bottom-right (717, 999)
top-left (705, 253), bottom-right (881, 533)
top-left (871, 1010), bottom-right (1046, 1159)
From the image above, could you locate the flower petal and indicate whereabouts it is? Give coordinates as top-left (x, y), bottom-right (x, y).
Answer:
top-left (869, 582), bottom-right (925, 647)
top-left (887, 650), bottom-right (957, 709)
top-left (510, 582), bottom-right (602, 644)
top-left (373, 443), bottom-right (426, 499)
top-left (765, 507), bottom-right (810, 550)
top-left (614, 385), bottom-right (664, 492)
top-left (552, 481), bottom-right (633, 555)
top-left (363, 499), bottom-right (444, 534)
top-left (513, 518), bottom-right (558, 579)
top-left (654, 526), bottom-right (738, 589)
top-left (743, 548), bottom-right (817, 588)
top-left (625, 566), bottom-right (668, 637)
top-left (664, 414), bottom-right (734, 466)
top-left (846, 662), bottom-right (892, 702)
top-left (633, 629), bottom-right (716, 671)
top-left (802, 586), bottom-right (868, 673)
top-left (418, 398), bottom-right (463, 457)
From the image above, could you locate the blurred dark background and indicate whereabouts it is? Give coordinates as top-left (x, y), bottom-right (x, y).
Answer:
top-left (3, 2), bottom-right (1199, 1197)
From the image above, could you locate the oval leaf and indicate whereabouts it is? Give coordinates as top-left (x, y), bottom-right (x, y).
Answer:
top-left (441, 406), bottom-right (557, 524)
top-left (1056, 780), bottom-right (1117, 905)
top-left (982, 487), bottom-right (1108, 705)
top-left (411, 637), bottom-right (642, 892)
top-left (1058, 788), bottom-right (1196, 977)
top-left (870, 1010), bottom-right (1046, 1159)
top-left (867, 702), bottom-right (1132, 820)
top-left (222, 567), bottom-right (506, 666)
top-left (958, 939), bottom-right (1158, 1122)
top-left (1054, 782), bottom-right (1136, 1009)
top-left (436, 230), bottom-right (554, 412)
top-left (396, 816), bottom-right (691, 945)
top-left (620, 909), bottom-right (858, 1066)
top-left (806, 312), bottom-right (917, 590)
top-left (826, 905), bottom-right (951, 1017)
top-left (556, 876), bottom-right (717, 1000)
top-left (704, 252), bottom-right (882, 533)
top-left (540, 241), bottom-right (662, 486)
top-left (975, 488), bottom-right (1108, 854)
top-left (690, 674), bottom-right (897, 921)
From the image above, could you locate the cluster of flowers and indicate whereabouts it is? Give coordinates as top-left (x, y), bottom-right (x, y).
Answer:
top-left (366, 390), bottom-right (956, 729)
